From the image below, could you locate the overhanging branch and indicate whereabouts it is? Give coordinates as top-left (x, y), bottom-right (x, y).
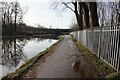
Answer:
top-left (62, 2), bottom-right (75, 12)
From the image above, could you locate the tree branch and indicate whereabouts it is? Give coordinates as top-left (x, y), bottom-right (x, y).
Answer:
top-left (62, 2), bottom-right (75, 12)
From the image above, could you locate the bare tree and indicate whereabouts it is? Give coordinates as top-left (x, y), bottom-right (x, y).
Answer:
top-left (37, 24), bottom-right (46, 29)
top-left (118, 1), bottom-right (120, 25)
top-left (80, 2), bottom-right (90, 28)
top-left (1, 2), bottom-right (8, 27)
top-left (87, 2), bottom-right (99, 29)
top-left (1, 1), bottom-right (26, 35)
top-left (70, 23), bottom-right (79, 31)
top-left (97, 2), bottom-right (120, 27)
top-left (52, 0), bottom-right (83, 30)
top-left (52, 0), bottom-right (99, 30)
top-left (10, 1), bottom-right (24, 32)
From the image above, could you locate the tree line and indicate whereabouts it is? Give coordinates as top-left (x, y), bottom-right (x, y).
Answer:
top-left (0, 1), bottom-right (28, 35)
top-left (0, 1), bottom-right (70, 36)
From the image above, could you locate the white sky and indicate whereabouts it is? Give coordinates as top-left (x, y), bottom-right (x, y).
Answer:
top-left (1, 0), bottom-right (75, 29)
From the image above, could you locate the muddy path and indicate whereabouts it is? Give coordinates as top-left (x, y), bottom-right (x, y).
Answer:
top-left (22, 35), bottom-right (101, 78)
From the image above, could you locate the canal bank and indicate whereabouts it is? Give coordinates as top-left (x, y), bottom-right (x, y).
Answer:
top-left (1, 36), bottom-right (64, 80)
top-left (1, 36), bottom-right (58, 78)
top-left (2, 35), bottom-right (119, 79)
top-left (20, 35), bottom-right (103, 78)
top-left (5, 35), bottom-right (101, 79)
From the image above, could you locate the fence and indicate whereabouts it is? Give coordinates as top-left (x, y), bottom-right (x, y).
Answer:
top-left (70, 25), bottom-right (120, 73)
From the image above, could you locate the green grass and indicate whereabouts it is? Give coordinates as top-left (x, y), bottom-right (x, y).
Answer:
top-left (106, 72), bottom-right (120, 80)
top-left (2, 36), bottom-right (64, 80)
top-left (71, 35), bottom-right (119, 79)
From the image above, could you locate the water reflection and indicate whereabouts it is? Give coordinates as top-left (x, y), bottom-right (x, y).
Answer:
top-left (1, 37), bottom-right (58, 78)
top-left (2, 38), bottom-right (27, 68)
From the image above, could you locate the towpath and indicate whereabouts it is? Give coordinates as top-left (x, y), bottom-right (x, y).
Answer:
top-left (23, 35), bottom-right (100, 78)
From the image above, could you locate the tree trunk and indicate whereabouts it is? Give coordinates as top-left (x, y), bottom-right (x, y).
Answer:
top-left (118, 2), bottom-right (120, 25)
top-left (81, 2), bottom-right (90, 28)
top-left (14, 2), bottom-right (17, 33)
top-left (79, 2), bottom-right (83, 30)
top-left (88, 2), bottom-right (99, 29)
top-left (14, 13), bottom-right (17, 32)
top-left (2, 13), bottom-right (6, 28)
top-left (74, 2), bottom-right (83, 30)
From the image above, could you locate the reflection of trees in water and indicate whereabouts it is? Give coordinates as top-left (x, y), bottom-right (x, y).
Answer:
top-left (2, 37), bottom-right (27, 68)
top-left (36, 37), bottom-right (46, 42)
top-left (1, 36), bottom-right (56, 69)
top-left (48, 39), bottom-right (52, 43)
top-left (22, 37), bottom-right (46, 42)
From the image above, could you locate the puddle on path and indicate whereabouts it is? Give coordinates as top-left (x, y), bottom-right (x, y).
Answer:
top-left (72, 61), bottom-right (80, 73)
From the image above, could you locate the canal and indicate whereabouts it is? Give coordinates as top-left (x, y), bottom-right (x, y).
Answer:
top-left (0, 36), bottom-right (58, 78)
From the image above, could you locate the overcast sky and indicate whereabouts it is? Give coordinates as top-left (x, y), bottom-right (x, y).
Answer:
top-left (1, 0), bottom-right (75, 29)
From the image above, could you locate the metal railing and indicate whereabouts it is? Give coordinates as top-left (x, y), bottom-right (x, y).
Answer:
top-left (70, 25), bottom-right (120, 73)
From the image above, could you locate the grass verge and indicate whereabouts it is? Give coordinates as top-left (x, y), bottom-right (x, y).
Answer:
top-left (71, 35), bottom-right (120, 79)
top-left (2, 36), bottom-right (64, 80)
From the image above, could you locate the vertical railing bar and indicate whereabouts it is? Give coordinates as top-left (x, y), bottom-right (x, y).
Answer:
top-left (98, 26), bottom-right (102, 58)
top-left (110, 26), bottom-right (113, 66)
top-left (114, 26), bottom-right (116, 68)
top-left (114, 26), bottom-right (117, 68)
top-left (107, 27), bottom-right (110, 63)
top-left (71, 25), bottom-right (120, 72)
top-left (105, 27), bottom-right (108, 61)
top-left (110, 26), bottom-right (112, 65)
top-left (109, 26), bottom-right (112, 64)
top-left (114, 25), bottom-right (118, 69)
top-left (103, 27), bottom-right (105, 59)
top-left (112, 26), bottom-right (115, 67)
top-left (116, 26), bottom-right (120, 73)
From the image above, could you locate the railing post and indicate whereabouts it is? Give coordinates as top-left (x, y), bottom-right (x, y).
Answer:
top-left (117, 26), bottom-right (120, 73)
top-left (86, 29), bottom-right (88, 47)
top-left (98, 26), bottom-right (102, 58)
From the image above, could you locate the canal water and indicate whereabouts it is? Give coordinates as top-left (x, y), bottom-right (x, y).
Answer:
top-left (0, 36), bottom-right (58, 78)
